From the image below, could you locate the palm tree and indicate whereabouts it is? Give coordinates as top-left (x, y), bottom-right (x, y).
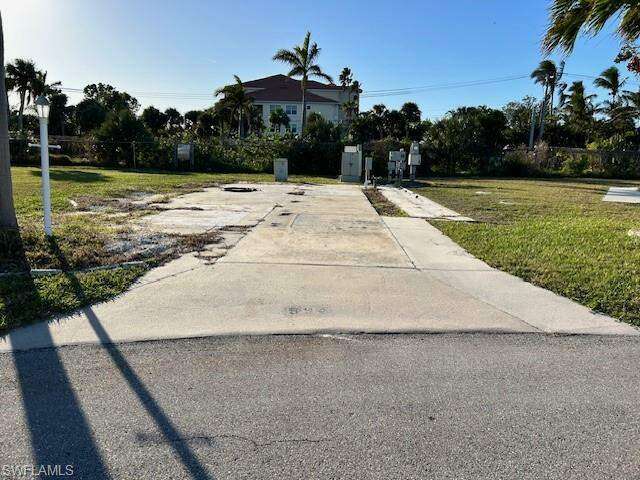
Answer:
top-left (594, 66), bottom-right (627, 103)
top-left (273, 32), bottom-right (334, 133)
top-left (543, 1), bottom-right (640, 54)
top-left (339, 67), bottom-right (353, 90)
top-left (30, 70), bottom-right (61, 98)
top-left (0, 12), bottom-right (18, 228)
top-left (594, 66), bottom-right (631, 126)
top-left (371, 104), bottom-right (388, 138)
top-left (269, 107), bottom-right (289, 134)
top-left (214, 75), bottom-right (254, 138)
top-left (560, 81), bottom-right (597, 140)
top-left (531, 60), bottom-right (564, 139)
top-left (5, 58), bottom-right (37, 135)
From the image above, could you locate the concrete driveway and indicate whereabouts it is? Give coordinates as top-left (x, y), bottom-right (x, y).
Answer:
top-left (2, 183), bottom-right (636, 351)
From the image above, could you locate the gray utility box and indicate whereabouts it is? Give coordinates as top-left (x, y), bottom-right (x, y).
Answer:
top-left (408, 142), bottom-right (421, 166)
top-left (340, 145), bottom-right (363, 183)
top-left (388, 150), bottom-right (406, 172)
top-left (274, 158), bottom-right (288, 182)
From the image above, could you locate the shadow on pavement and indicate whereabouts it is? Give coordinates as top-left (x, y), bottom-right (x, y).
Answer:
top-left (7, 232), bottom-right (110, 478)
top-left (9, 237), bottom-right (214, 479)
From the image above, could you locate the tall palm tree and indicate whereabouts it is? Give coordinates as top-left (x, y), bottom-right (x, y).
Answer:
top-left (594, 66), bottom-right (630, 125)
top-left (594, 66), bottom-right (627, 103)
top-left (531, 60), bottom-right (565, 115)
top-left (560, 81), bottom-right (597, 137)
top-left (371, 104), bottom-right (388, 138)
top-left (214, 75), bottom-right (254, 138)
top-left (531, 60), bottom-right (565, 140)
top-left (5, 58), bottom-right (37, 135)
top-left (543, 0), bottom-right (640, 54)
top-left (30, 70), bottom-right (61, 98)
top-left (273, 32), bottom-right (334, 133)
top-left (339, 67), bottom-right (353, 90)
top-left (0, 12), bottom-right (18, 228)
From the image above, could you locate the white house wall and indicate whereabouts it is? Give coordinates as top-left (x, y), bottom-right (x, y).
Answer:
top-left (255, 101), bottom-right (342, 133)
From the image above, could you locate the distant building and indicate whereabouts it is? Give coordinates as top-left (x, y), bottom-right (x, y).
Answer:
top-left (238, 74), bottom-right (359, 134)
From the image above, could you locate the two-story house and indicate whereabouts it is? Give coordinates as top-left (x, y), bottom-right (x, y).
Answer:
top-left (238, 74), bottom-right (358, 134)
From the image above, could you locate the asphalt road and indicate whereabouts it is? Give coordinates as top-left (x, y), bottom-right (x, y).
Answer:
top-left (2, 333), bottom-right (640, 479)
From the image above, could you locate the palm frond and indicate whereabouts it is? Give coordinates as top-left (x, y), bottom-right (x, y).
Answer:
top-left (272, 49), bottom-right (300, 66)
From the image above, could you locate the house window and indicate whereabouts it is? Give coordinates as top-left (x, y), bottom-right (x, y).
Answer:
top-left (306, 105), bottom-right (311, 110)
top-left (285, 105), bottom-right (297, 115)
top-left (289, 123), bottom-right (298, 134)
top-left (269, 104), bottom-right (280, 113)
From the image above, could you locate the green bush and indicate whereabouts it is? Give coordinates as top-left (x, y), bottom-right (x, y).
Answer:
top-left (493, 149), bottom-right (539, 176)
top-left (560, 152), bottom-right (589, 176)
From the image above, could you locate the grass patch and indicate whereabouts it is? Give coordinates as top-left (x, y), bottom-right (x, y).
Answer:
top-left (412, 178), bottom-right (640, 326)
top-left (1, 166), bottom-right (337, 332)
top-left (363, 188), bottom-right (407, 217)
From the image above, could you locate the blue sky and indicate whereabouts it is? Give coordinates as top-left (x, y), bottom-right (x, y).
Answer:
top-left (3, 0), bottom-right (635, 119)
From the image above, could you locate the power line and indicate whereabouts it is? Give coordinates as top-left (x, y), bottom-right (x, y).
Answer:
top-left (58, 73), bottom-right (533, 102)
top-left (57, 70), bottom-right (638, 103)
top-left (361, 74), bottom-right (530, 96)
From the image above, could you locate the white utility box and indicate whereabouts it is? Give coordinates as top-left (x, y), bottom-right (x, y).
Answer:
top-left (274, 158), bottom-right (288, 182)
top-left (408, 142), bottom-right (421, 166)
top-left (340, 145), bottom-right (362, 183)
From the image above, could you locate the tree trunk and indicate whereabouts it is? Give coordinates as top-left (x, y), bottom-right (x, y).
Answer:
top-left (17, 91), bottom-right (25, 135)
top-left (301, 77), bottom-right (307, 135)
top-left (238, 108), bottom-right (242, 138)
top-left (0, 12), bottom-right (18, 229)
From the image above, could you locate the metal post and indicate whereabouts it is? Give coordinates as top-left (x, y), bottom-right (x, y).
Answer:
top-left (528, 105), bottom-right (536, 149)
top-left (39, 117), bottom-right (52, 236)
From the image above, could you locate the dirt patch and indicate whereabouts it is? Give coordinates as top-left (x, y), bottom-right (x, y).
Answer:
top-left (105, 229), bottom-right (222, 267)
top-left (363, 188), bottom-right (407, 217)
top-left (73, 195), bottom-right (163, 213)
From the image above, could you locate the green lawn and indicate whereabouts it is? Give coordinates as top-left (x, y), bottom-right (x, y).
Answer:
top-left (413, 178), bottom-right (640, 326)
top-left (1, 166), bottom-right (337, 331)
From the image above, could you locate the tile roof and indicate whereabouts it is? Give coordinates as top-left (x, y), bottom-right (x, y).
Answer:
top-left (247, 87), bottom-right (337, 103)
top-left (242, 74), bottom-right (341, 91)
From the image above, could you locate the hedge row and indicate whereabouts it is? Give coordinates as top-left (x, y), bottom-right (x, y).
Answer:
top-left (10, 136), bottom-right (640, 179)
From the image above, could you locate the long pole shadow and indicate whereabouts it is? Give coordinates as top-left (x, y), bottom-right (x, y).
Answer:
top-left (6, 232), bottom-right (110, 478)
top-left (48, 237), bottom-right (214, 479)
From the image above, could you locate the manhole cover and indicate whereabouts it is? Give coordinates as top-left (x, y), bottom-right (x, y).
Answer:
top-left (223, 186), bottom-right (258, 193)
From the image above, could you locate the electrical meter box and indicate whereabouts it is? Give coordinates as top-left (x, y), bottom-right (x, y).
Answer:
top-left (274, 158), bottom-right (288, 181)
top-left (408, 142), bottom-right (421, 166)
top-left (340, 145), bottom-right (362, 182)
top-left (389, 150), bottom-right (406, 166)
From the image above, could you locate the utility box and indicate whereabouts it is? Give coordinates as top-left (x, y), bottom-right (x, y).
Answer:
top-left (388, 150), bottom-right (406, 184)
top-left (274, 158), bottom-right (288, 182)
top-left (388, 150), bottom-right (406, 170)
top-left (364, 156), bottom-right (373, 187)
top-left (340, 145), bottom-right (362, 183)
top-left (408, 142), bottom-right (421, 166)
top-left (175, 143), bottom-right (195, 169)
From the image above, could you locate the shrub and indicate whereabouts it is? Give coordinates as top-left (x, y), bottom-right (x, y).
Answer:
top-left (494, 149), bottom-right (538, 176)
top-left (560, 151), bottom-right (589, 176)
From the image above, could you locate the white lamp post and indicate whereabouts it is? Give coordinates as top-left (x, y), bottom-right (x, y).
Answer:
top-left (35, 95), bottom-right (52, 236)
